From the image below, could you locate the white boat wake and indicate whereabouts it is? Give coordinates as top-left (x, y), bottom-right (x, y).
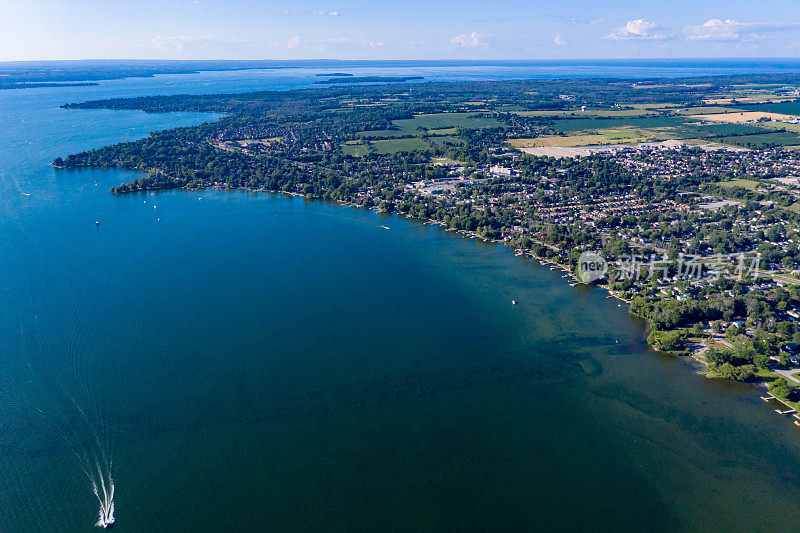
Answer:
top-left (89, 460), bottom-right (115, 528)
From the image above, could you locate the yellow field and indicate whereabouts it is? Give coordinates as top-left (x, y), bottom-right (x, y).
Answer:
top-left (704, 96), bottom-right (795, 105)
top-left (508, 130), bottom-right (652, 148)
top-left (692, 111), bottom-right (799, 123)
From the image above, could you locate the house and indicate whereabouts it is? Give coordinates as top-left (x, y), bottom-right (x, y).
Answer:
top-left (490, 165), bottom-right (513, 177)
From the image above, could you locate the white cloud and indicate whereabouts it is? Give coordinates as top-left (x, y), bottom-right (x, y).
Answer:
top-left (152, 35), bottom-right (248, 52)
top-left (368, 40), bottom-right (383, 48)
top-left (450, 31), bottom-right (490, 48)
top-left (312, 10), bottom-right (340, 16)
top-left (153, 35), bottom-right (193, 51)
top-left (286, 35), bottom-right (301, 49)
top-left (684, 19), bottom-right (800, 41)
top-left (553, 34), bottom-right (567, 47)
top-left (607, 19), bottom-right (670, 40)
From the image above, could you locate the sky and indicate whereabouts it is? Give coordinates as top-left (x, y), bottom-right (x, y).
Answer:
top-left (1, 0), bottom-right (800, 61)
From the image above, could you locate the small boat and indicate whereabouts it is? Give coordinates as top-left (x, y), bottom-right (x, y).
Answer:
top-left (95, 221), bottom-right (100, 226)
top-left (511, 300), bottom-right (517, 305)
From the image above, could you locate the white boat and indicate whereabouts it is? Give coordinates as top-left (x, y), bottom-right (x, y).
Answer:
top-left (511, 300), bottom-right (517, 305)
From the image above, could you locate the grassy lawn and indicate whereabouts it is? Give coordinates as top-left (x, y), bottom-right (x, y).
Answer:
top-left (341, 142), bottom-right (370, 157)
top-left (718, 178), bottom-right (760, 190)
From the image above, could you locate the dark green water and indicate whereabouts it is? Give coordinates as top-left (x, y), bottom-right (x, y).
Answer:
top-left (1, 66), bottom-right (800, 532)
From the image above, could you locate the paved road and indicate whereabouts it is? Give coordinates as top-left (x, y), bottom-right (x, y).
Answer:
top-left (774, 368), bottom-right (800, 384)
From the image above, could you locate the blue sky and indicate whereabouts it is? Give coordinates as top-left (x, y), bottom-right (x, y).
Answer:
top-left (2, 0), bottom-right (800, 61)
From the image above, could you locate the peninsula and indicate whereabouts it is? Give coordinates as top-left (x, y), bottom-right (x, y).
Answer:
top-left (58, 74), bottom-right (800, 420)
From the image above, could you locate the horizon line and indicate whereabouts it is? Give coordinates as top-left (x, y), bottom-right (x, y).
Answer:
top-left (3, 56), bottom-right (800, 65)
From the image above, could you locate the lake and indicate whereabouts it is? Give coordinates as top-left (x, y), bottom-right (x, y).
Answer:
top-left (1, 61), bottom-right (800, 532)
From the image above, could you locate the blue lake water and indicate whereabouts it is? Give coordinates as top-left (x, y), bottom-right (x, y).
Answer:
top-left (1, 62), bottom-right (800, 531)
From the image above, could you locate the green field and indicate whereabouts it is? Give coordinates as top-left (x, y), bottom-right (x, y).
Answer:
top-left (676, 106), bottom-right (746, 114)
top-left (665, 122), bottom-right (771, 139)
top-left (429, 135), bottom-right (465, 147)
top-left (722, 101), bottom-right (800, 115)
top-left (516, 109), bottom-right (649, 117)
top-left (371, 137), bottom-right (432, 154)
top-left (341, 142), bottom-right (370, 157)
top-left (359, 112), bottom-right (500, 138)
top-left (718, 179), bottom-right (760, 190)
top-left (718, 131), bottom-right (800, 148)
top-left (546, 116), bottom-right (689, 132)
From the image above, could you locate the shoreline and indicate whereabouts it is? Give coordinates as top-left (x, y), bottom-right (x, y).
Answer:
top-left (128, 184), bottom-right (800, 430)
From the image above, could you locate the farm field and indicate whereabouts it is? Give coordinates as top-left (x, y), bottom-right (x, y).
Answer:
top-left (674, 106), bottom-right (746, 115)
top-left (546, 115), bottom-right (689, 132)
top-left (718, 131), bottom-right (800, 148)
top-left (358, 112), bottom-right (500, 138)
top-left (371, 137), bottom-right (431, 154)
top-left (692, 111), bottom-right (799, 123)
top-left (392, 112), bottom-right (501, 132)
top-left (429, 135), bottom-right (464, 147)
top-left (663, 122), bottom-right (772, 139)
top-left (508, 130), bottom-right (653, 148)
top-left (722, 101), bottom-right (800, 115)
top-left (515, 109), bottom-right (648, 117)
